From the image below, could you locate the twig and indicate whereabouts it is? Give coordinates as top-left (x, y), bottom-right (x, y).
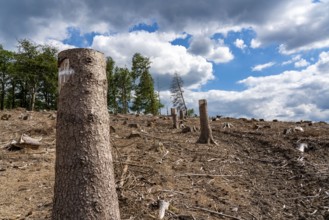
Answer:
top-left (190, 206), bottom-right (243, 220)
top-left (287, 194), bottom-right (320, 200)
top-left (175, 173), bottom-right (242, 178)
top-left (113, 161), bottom-right (152, 169)
top-left (160, 189), bottom-right (185, 195)
top-left (119, 155), bottom-right (130, 188)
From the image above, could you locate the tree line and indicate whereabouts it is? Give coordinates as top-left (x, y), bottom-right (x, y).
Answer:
top-left (0, 40), bottom-right (162, 114)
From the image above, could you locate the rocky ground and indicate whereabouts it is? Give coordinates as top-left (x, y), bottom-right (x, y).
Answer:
top-left (0, 109), bottom-right (328, 220)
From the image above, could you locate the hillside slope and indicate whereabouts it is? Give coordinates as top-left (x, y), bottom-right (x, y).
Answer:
top-left (0, 109), bottom-right (328, 219)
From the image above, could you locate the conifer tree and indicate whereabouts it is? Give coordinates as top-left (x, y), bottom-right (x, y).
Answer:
top-left (114, 67), bottom-right (132, 114)
top-left (131, 53), bottom-right (161, 115)
top-left (106, 57), bottom-right (118, 113)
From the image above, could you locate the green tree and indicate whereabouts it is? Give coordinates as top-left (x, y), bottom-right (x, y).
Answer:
top-left (131, 53), bottom-right (161, 115)
top-left (106, 57), bottom-right (118, 113)
top-left (170, 72), bottom-right (187, 111)
top-left (37, 45), bottom-right (58, 109)
top-left (131, 53), bottom-right (151, 88)
top-left (114, 67), bottom-right (132, 114)
top-left (14, 39), bottom-right (58, 110)
top-left (0, 45), bottom-right (14, 110)
top-left (187, 108), bottom-right (194, 117)
top-left (15, 39), bottom-right (41, 110)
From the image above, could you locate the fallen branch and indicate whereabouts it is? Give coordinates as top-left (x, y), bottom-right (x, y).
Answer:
top-left (175, 173), bottom-right (242, 178)
top-left (5, 134), bottom-right (42, 150)
top-left (190, 206), bottom-right (243, 220)
top-left (113, 161), bottom-right (153, 169)
top-left (158, 200), bottom-right (170, 219)
top-left (119, 156), bottom-right (130, 188)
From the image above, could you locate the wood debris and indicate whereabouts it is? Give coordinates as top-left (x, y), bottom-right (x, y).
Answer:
top-left (5, 134), bottom-right (42, 150)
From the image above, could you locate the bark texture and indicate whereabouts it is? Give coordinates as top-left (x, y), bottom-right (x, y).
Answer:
top-left (52, 48), bottom-right (120, 220)
top-left (171, 108), bottom-right (178, 129)
top-left (197, 99), bottom-right (216, 144)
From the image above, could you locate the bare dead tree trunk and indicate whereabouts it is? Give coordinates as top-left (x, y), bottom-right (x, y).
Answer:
top-left (197, 99), bottom-right (217, 145)
top-left (171, 108), bottom-right (178, 129)
top-left (52, 48), bottom-right (120, 220)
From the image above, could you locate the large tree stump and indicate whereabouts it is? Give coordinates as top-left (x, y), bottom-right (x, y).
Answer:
top-left (171, 108), bottom-right (178, 129)
top-left (52, 48), bottom-right (120, 220)
top-left (197, 99), bottom-right (217, 145)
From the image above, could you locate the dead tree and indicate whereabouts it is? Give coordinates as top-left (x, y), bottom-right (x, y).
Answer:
top-left (197, 99), bottom-right (217, 145)
top-left (52, 48), bottom-right (120, 220)
top-left (171, 108), bottom-right (178, 129)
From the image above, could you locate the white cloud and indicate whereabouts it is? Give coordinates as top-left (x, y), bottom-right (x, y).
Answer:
top-left (282, 55), bottom-right (310, 68)
top-left (45, 39), bottom-right (75, 52)
top-left (251, 62), bottom-right (275, 72)
top-left (234, 39), bottom-right (247, 50)
top-left (188, 35), bottom-right (234, 64)
top-left (91, 31), bottom-right (214, 89)
top-left (294, 58), bottom-right (310, 68)
top-left (160, 51), bottom-right (329, 121)
top-left (250, 39), bottom-right (261, 48)
top-left (1, 0), bottom-right (329, 55)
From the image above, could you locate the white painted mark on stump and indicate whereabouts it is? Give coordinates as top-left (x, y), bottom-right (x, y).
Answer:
top-left (58, 58), bottom-right (75, 92)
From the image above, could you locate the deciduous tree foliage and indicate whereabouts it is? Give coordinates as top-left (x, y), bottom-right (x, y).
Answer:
top-left (106, 57), bottom-right (118, 113)
top-left (0, 45), bottom-right (14, 110)
top-left (114, 67), bottom-right (132, 114)
top-left (0, 40), bottom-right (58, 110)
top-left (0, 40), bottom-right (161, 114)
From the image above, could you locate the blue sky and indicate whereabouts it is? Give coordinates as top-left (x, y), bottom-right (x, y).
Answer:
top-left (1, 0), bottom-right (329, 121)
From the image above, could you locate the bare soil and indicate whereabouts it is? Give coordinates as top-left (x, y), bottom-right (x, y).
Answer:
top-left (0, 109), bottom-right (328, 220)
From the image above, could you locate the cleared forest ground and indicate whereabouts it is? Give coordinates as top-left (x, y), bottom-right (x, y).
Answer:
top-left (0, 109), bottom-right (328, 219)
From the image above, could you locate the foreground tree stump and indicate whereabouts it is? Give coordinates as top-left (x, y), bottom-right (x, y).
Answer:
top-left (197, 99), bottom-right (217, 145)
top-left (52, 48), bottom-right (120, 220)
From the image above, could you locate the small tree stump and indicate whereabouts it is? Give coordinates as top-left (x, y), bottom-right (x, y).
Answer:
top-left (128, 123), bottom-right (140, 128)
top-left (197, 99), bottom-right (217, 145)
top-left (179, 109), bottom-right (185, 120)
top-left (171, 108), bottom-right (178, 129)
top-left (128, 130), bottom-right (141, 139)
top-left (1, 114), bottom-right (11, 120)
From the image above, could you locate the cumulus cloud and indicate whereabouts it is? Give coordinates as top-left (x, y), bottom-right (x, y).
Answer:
top-left (188, 35), bottom-right (234, 64)
top-left (234, 39), bottom-right (247, 50)
top-left (282, 55), bottom-right (310, 68)
top-left (163, 51), bottom-right (329, 121)
top-left (91, 31), bottom-right (214, 89)
top-left (294, 58), bottom-right (310, 68)
top-left (251, 62), bottom-right (275, 72)
top-left (1, 0), bottom-right (329, 54)
top-left (45, 39), bottom-right (75, 52)
top-left (250, 39), bottom-right (261, 48)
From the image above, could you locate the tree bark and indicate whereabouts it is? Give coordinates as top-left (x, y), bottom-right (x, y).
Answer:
top-left (171, 108), bottom-right (178, 129)
top-left (52, 48), bottom-right (120, 220)
top-left (30, 85), bottom-right (36, 111)
top-left (197, 99), bottom-right (216, 145)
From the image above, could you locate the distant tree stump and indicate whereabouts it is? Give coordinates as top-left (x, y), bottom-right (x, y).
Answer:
top-left (179, 109), bottom-right (185, 120)
top-left (171, 108), bottom-right (178, 129)
top-left (197, 99), bottom-right (217, 145)
top-left (52, 48), bottom-right (120, 220)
